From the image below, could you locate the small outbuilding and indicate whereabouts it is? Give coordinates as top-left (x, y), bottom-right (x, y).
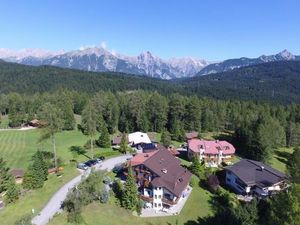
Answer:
top-left (10, 169), bottom-right (25, 184)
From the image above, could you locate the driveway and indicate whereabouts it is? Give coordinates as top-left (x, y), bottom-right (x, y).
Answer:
top-left (32, 154), bottom-right (131, 225)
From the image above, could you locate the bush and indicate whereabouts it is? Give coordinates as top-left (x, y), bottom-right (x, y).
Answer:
top-left (14, 214), bottom-right (32, 225)
top-left (100, 189), bottom-right (109, 203)
top-left (189, 176), bottom-right (199, 187)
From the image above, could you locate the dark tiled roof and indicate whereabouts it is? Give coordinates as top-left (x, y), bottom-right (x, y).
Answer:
top-left (225, 159), bottom-right (287, 187)
top-left (143, 150), bottom-right (192, 197)
top-left (141, 143), bottom-right (157, 151)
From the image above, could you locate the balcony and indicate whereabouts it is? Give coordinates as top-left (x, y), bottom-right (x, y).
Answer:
top-left (162, 197), bottom-right (179, 205)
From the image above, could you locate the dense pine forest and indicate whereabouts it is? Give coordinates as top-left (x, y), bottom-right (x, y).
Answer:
top-left (0, 60), bottom-right (300, 225)
top-left (1, 90), bottom-right (300, 164)
top-left (0, 60), bottom-right (300, 103)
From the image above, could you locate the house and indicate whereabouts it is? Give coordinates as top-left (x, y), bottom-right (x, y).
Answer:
top-left (28, 119), bottom-right (39, 127)
top-left (225, 159), bottom-right (289, 197)
top-left (129, 149), bottom-right (192, 211)
top-left (10, 169), bottom-right (25, 184)
top-left (185, 131), bottom-right (198, 140)
top-left (187, 139), bottom-right (235, 167)
top-left (128, 132), bottom-right (152, 147)
top-left (112, 135), bottom-right (124, 146)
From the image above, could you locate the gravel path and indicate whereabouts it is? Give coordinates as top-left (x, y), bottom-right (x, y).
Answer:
top-left (31, 154), bottom-right (131, 225)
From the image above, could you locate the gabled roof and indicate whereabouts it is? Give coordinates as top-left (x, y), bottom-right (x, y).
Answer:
top-left (128, 132), bottom-right (151, 145)
top-left (10, 169), bottom-right (25, 178)
top-left (131, 149), bottom-right (192, 197)
top-left (130, 151), bottom-right (157, 167)
top-left (188, 139), bottom-right (235, 155)
top-left (225, 159), bottom-right (287, 187)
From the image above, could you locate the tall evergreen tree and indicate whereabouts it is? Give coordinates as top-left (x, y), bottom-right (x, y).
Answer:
top-left (0, 158), bottom-right (11, 193)
top-left (8, 93), bottom-right (26, 127)
top-left (38, 102), bottom-right (63, 170)
top-left (286, 147), bottom-right (300, 183)
top-left (5, 176), bottom-right (19, 204)
top-left (97, 124), bottom-right (111, 148)
top-left (269, 184), bottom-right (300, 225)
top-left (161, 130), bottom-right (171, 147)
top-left (0, 158), bottom-right (19, 203)
top-left (81, 101), bottom-right (98, 158)
top-left (122, 165), bottom-right (138, 211)
top-left (56, 91), bottom-right (76, 130)
top-left (119, 133), bottom-right (128, 154)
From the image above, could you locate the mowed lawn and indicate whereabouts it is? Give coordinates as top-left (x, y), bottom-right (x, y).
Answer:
top-left (0, 128), bottom-right (120, 169)
top-left (49, 184), bottom-right (213, 225)
top-left (0, 125), bottom-right (121, 225)
top-left (0, 129), bottom-right (90, 169)
top-left (270, 147), bottom-right (294, 172)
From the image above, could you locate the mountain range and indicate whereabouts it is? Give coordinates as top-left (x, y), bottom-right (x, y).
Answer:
top-left (0, 59), bottom-right (300, 104)
top-left (0, 47), bottom-right (299, 79)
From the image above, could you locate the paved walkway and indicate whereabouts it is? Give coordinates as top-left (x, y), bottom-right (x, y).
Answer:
top-left (31, 154), bottom-right (131, 225)
top-left (0, 126), bottom-right (37, 131)
top-left (140, 186), bottom-right (192, 217)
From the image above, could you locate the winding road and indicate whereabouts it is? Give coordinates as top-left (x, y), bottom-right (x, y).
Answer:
top-left (31, 154), bottom-right (131, 225)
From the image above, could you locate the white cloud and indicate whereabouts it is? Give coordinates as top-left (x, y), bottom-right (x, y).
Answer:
top-left (100, 41), bottom-right (107, 49)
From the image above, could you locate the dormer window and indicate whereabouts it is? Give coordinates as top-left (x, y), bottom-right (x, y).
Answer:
top-left (161, 169), bottom-right (167, 174)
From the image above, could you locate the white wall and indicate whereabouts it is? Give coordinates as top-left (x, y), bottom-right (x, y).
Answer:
top-left (152, 186), bottom-right (163, 211)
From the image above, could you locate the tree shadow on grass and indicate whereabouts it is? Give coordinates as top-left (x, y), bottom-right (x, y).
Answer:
top-left (274, 150), bottom-right (291, 165)
top-left (69, 145), bottom-right (91, 160)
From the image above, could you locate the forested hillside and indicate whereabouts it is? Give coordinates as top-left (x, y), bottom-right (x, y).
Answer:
top-left (182, 61), bottom-right (300, 103)
top-left (0, 60), bottom-right (300, 103)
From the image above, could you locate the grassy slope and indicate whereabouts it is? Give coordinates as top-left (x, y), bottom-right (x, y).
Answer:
top-left (0, 166), bottom-right (79, 225)
top-left (0, 120), bottom-right (121, 225)
top-left (49, 184), bottom-right (212, 225)
top-left (270, 147), bottom-right (294, 172)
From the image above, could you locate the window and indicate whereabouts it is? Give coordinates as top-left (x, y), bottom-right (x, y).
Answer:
top-left (155, 195), bottom-right (157, 199)
top-left (159, 187), bottom-right (162, 190)
top-left (154, 203), bottom-right (157, 207)
top-left (158, 195), bottom-right (162, 199)
top-left (158, 203), bottom-right (161, 207)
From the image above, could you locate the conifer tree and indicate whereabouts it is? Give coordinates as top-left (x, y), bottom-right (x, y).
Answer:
top-left (119, 133), bottom-right (128, 154)
top-left (5, 176), bottom-right (19, 204)
top-left (161, 130), bottom-right (171, 147)
top-left (122, 165), bottom-right (138, 211)
top-left (81, 101), bottom-right (98, 158)
top-left (97, 124), bottom-right (111, 148)
top-left (286, 147), bottom-right (300, 183)
top-left (38, 102), bottom-right (63, 170)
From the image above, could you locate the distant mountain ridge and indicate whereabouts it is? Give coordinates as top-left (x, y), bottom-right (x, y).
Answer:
top-left (0, 47), bottom-right (299, 79)
top-left (0, 59), bottom-right (300, 103)
top-left (0, 47), bottom-right (209, 79)
top-left (197, 49), bottom-right (300, 75)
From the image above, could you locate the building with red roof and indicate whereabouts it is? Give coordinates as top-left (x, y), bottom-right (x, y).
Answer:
top-left (187, 139), bottom-right (236, 167)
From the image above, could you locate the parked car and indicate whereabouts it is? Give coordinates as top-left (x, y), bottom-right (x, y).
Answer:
top-left (98, 156), bottom-right (105, 161)
top-left (85, 159), bottom-right (97, 167)
top-left (77, 163), bottom-right (88, 170)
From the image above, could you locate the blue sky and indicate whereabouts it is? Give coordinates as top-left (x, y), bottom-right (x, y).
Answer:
top-left (0, 0), bottom-right (299, 60)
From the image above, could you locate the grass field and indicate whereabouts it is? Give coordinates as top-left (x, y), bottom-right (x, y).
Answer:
top-left (0, 114), bottom-right (9, 129)
top-left (0, 120), bottom-right (121, 225)
top-left (49, 183), bottom-right (213, 225)
top-left (0, 128), bottom-right (120, 169)
top-left (270, 147), bottom-right (294, 172)
top-left (0, 165), bottom-right (79, 225)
